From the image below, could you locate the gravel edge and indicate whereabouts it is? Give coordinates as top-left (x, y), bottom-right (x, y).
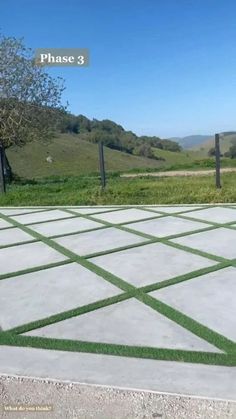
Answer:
top-left (0, 374), bottom-right (236, 419)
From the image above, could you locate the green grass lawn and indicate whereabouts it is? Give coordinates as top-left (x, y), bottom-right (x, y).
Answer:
top-left (0, 172), bottom-right (236, 206)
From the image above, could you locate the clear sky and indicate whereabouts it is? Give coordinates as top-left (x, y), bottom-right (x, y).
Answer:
top-left (1, 0), bottom-right (236, 138)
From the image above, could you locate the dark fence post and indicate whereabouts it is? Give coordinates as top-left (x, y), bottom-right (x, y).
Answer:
top-left (215, 133), bottom-right (221, 189)
top-left (0, 145), bottom-right (6, 194)
top-left (3, 150), bottom-right (13, 183)
top-left (99, 141), bottom-right (106, 189)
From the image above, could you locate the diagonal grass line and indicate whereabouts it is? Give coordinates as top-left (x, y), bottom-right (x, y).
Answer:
top-left (51, 207), bottom-right (165, 240)
top-left (57, 208), bottom-right (236, 263)
top-left (0, 223), bottom-right (110, 251)
top-left (0, 207), bottom-right (163, 249)
top-left (0, 208), bottom-right (234, 291)
top-left (0, 204), bottom-right (173, 241)
top-left (0, 209), bottom-right (71, 230)
top-left (59, 208), bottom-right (236, 261)
top-left (61, 207), bottom-right (168, 227)
top-left (50, 224), bottom-right (111, 239)
top-left (0, 212), bottom-right (224, 255)
top-left (22, 214), bottom-right (80, 226)
top-left (0, 217), bottom-right (79, 231)
top-left (0, 260), bottom-right (73, 282)
top-left (0, 211), bottom-right (137, 294)
top-left (7, 292), bottom-right (132, 335)
top-left (64, 206), bottom-right (134, 216)
top-left (160, 239), bottom-right (229, 263)
top-left (132, 206), bottom-right (236, 229)
top-left (214, 204), bottom-right (236, 210)
top-left (139, 261), bottom-right (230, 294)
top-left (7, 262), bottom-right (229, 336)
top-left (0, 208), bottom-right (55, 217)
top-left (1, 205), bottom-right (235, 232)
top-left (0, 225), bottom-right (17, 232)
top-left (62, 208), bottom-right (216, 247)
top-left (1, 208), bottom-right (232, 293)
top-left (20, 206), bottom-right (136, 227)
top-left (170, 212), bottom-right (236, 227)
top-left (0, 333), bottom-right (235, 366)
top-left (102, 204), bottom-right (236, 232)
top-left (84, 238), bottom-right (153, 259)
top-left (52, 206), bottom-right (236, 245)
top-left (0, 238), bottom-right (38, 250)
top-left (162, 225), bottom-right (217, 240)
top-left (80, 223), bottom-right (229, 263)
top-left (84, 224), bottom-right (221, 260)
top-left (0, 208), bottom-right (235, 360)
top-left (135, 292), bottom-right (236, 354)
top-left (229, 258), bottom-right (236, 266)
top-left (126, 206), bottom-right (215, 220)
top-left (226, 206), bottom-right (236, 211)
top-left (221, 224), bottom-right (236, 231)
top-left (0, 214), bottom-right (234, 256)
top-left (138, 204), bottom-right (216, 217)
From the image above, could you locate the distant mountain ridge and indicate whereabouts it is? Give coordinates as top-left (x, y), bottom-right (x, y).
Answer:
top-left (169, 135), bottom-right (213, 149)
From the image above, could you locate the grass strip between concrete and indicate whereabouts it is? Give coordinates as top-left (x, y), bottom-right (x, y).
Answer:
top-left (0, 333), bottom-right (235, 366)
top-left (0, 206), bottom-right (236, 365)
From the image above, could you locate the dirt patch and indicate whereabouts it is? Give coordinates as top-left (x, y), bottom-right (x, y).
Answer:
top-left (121, 168), bottom-right (236, 178)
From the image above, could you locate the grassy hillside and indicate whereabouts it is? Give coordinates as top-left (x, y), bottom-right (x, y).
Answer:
top-left (153, 148), bottom-right (201, 164)
top-left (6, 134), bottom-right (172, 179)
top-left (6, 133), bottom-right (236, 181)
top-left (152, 147), bottom-right (206, 167)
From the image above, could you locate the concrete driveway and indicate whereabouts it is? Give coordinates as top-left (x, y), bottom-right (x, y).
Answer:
top-left (0, 204), bottom-right (236, 416)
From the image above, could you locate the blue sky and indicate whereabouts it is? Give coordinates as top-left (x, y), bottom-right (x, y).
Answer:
top-left (1, 0), bottom-right (236, 137)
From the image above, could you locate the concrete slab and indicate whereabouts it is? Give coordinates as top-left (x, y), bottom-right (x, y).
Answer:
top-left (0, 205), bottom-right (236, 403)
top-left (126, 216), bottom-right (208, 238)
top-left (0, 263), bottom-right (121, 330)
top-left (91, 208), bottom-right (159, 224)
top-left (0, 208), bottom-right (46, 216)
top-left (150, 267), bottom-right (236, 341)
top-left (0, 346), bottom-right (235, 400)
top-left (10, 210), bottom-right (73, 225)
top-left (0, 219), bottom-right (12, 229)
top-left (71, 207), bottom-right (120, 215)
top-left (185, 207), bottom-right (236, 223)
top-left (172, 228), bottom-right (236, 259)
top-left (54, 227), bottom-right (147, 256)
top-left (0, 242), bottom-right (67, 276)
top-left (0, 227), bottom-right (33, 247)
top-left (145, 206), bottom-right (201, 213)
top-left (29, 217), bottom-right (103, 237)
top-left (91, 242), bottom-right (216, 287)
top-left (25, 298), bottom-right (219, 352)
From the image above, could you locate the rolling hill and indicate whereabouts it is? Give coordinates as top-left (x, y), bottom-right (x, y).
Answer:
top-left (170, 135), bottom-right (213, 149)
top-left (6, 134), bottom-right (178, 179)
top-left (191, 134), bottom-right (236, 155)
top-left (8, 131), bottom-right (236, 180)
top-left (172, 133), bottom-right (236, 155)
top-left (152, 147), bottom-right (203, 165)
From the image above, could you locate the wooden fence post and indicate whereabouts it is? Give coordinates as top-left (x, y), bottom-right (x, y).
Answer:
top-left (0, 145), bottom-right (6, 193)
